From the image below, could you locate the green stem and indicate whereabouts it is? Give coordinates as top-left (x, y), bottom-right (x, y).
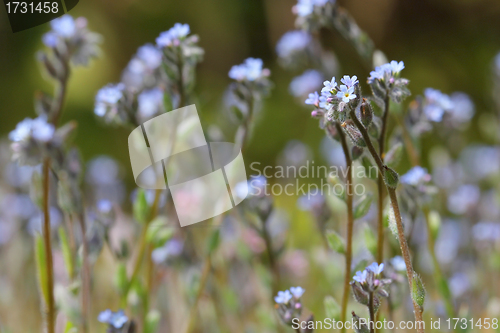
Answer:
top-left (349, 108), bottom-right (425, 333)
top-left (333, 122), bottom-right (353, 333)
top-left (42, 158), bottom-right (55, 333)
top-left (368, 291), bottom-right (375, 333)
top-left (376, 94), bottom-right (390, 264)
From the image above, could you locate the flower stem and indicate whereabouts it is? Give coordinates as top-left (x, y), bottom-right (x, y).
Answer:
top-left (78, 211), bottom-right (90, 333)
top-left (376, 95), bottom-right (390, 264)
top-left (349, 108), bottom-right (425, 333)
top-left (42, 158), bottom-right (55, 333)
top-left (183, 255), bottom-right (212, 333)
top-left (333, 122), bottom-right (353, 333)
top-left (368, 291), bottom-right (375, 333)
top-left (262, 217), bottom-right (281, 295)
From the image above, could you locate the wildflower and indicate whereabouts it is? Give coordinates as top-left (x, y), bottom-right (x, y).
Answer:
top-left (94, 83), bottom-right (125, 122)
top-left (389, 60), bottom-right (405, 74)
top-left (423, 88), bottom-right (452, 122)
top-left (449, 92), bottom-right (475, 124)
top-left (366, 262), bottom-right (384, 275)
top-left (305, 91), bottom-right (320, 106)
top-left (353, 270), bottom-right (368, 283)
top-left (156, 23), bottom-right (190, 47)
top-left (390, 256), bottom-right (406, 271)
top-left (368, 60), bottom-right (405, 83)
top-left (472, 222), bottom-right (500, 242)
top-left (98, 309), bottom-right (128, 329)
top-left (447, 184), bottom-right (480, 215)
top-left (400, 166), bottom-right (431, 186)
top-left (275, 290), bottom-right (293, 304)
top-left (136, 44), bottom-right (163, 70)
top-left (42, 15), bottom-right (101, 66)
top-left (290, 286), bottom-right (305, 298)
top-left (276, 30), bottom-right (311, 59)
top-left (290, 70), bottom-right (323, 98)
top-left (137, 88), bottom-right (165, 122)
top-left (340, 75), bottom-right (358, 88)
top-left (294, 0), bottom-right (331, 17)
top-left (229, 58), bottom-right (269, 82)
top-left (321, 76), bottom-right (337, 94)
top-left (336, 85), bottom-right (356, 103)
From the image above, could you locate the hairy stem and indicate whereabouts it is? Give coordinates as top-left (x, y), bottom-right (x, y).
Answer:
top-left (334, 122), bottom-right (353, 333)
top-left (368, 292), bottom-right (375, 333)
top-left (122, 189), bottom-right (161, 304)
top-left (376, 95), bottom-right (390, 264)
top-left (79, 211), bottom-right (90, 333)
top-left (349, 108), bottom-right (425, 333)
top-left (42, 158), bottom-right (55, 333)
top-left (183, 255), bottom-right (212, 333)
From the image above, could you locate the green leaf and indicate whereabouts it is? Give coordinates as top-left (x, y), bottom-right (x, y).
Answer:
top-left (354, 195), bottom-right (373, 219)
top-left (206, 229), bottom-right (221, 255)
top-left (163, 91), bottom-right (173, 112)
top-left (133, 189), bottom-right (150, 224)
top-left (411, 272), bottom-right (426, 310)
top-left (58, 227), bottom-right (74, 280)
top-left (34, 234), bottom-right (49, 307)
top-left (114, 263), bottom-right (128, 295)
top-left (363, 226), bottom-right (377, 258)
top-left (146, 216), bottom-right (174, 248)
top-left (324, 295), bottom-right (341, 320)
top-left (326, 230), bottom-right (345, 254)
top-left (144, 309), bottom-right (161, 333)
top-left (64, 321), bottom-right (77, 333)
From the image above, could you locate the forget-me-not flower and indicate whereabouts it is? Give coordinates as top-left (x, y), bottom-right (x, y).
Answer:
top-left (276, 30), bottom-right (311, 59)
top-left (290, 286), bottom-right (306, 298)
top-left (275, 290), bottom-right (293, 304)
top-left (156, 23), bottom-right (190, 47)
top-left (366, 262), bottom-right (384, 275)
top-left (336, 85), bottom-right (356, 103)
top-left (321, 76), bottom-right (337, 94)
top-left (98, 309), bottom-right (128, 329)
top-left (340, 75), bottom-right (358, 88)
top-left (305, 91), bottom-right (320, 106)
top-left (353, 270), bottom-right (368, 283)
top-left (400, 166), bottom-right (431, 186)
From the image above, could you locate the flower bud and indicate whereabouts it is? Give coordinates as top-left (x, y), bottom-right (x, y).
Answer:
top-left (342, 122), bottom-right (366, 147)
top-left (360, 98), bottom-right (373, 127)
top-left (411, 272), bottom-right (426, 311)
top-left (383, 166), bottom-right (399, 188)
top-left (351, 282), bottom-right (369, 306)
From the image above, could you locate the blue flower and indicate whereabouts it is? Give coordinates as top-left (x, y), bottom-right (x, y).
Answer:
top-left (400, 166), bottom-right (430, 186)
top-left (98, 309), bottom-right (128, 329)
top-left (229, 58), bottom-right (268, 82)
top-left (290, 286), bottom-right (305, 298)
top-left (276, 30), bottom-right (311, 58)
top-left (94, 83), bottom-right (124, 117)
top-left (136, 44), bottom-right (162, 70)
top-left (340, 75), bottom-right (358, 88)
top-left (137, 88), bottom-right (164, 122)
top-left (336, 85), bottom-right (356, 103)
top-left (321, 77), bottom-right (337, 94)
top-left (423, 88), bottom-right (452, 122)
top-left (9, 117), bottom-right (55, 143)
top-left (156, 23), bottom-right (190, 47)
top-left (50, 15), bottom-right (76, 38)
top-left (449, 92), bottom-right (474, 124)
top-left (390, 256), bottom-right (406, 271)
top-left (305, 91), bottom-right (320, 106)
top-left (389, 60), bottom-right (405, 74)
top-left (290, 70), bottom-right (323, 98)
top-left (42, 33), bottom-right (58, 47)
top-left (274, 290), bottom-right (293, 304)
top-left (353, 270), bottom-right (368, 283)
top-left (366, 262), bottom-right (384, 275)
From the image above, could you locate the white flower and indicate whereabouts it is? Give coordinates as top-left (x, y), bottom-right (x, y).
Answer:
top-left (336, 85), bottom-right (356, 103)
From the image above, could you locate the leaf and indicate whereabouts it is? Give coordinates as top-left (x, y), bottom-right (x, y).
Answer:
top-left (144, 310), bottom-right (161, 333)
top-left (324, 295), bottom-right (341, 320)
top-left (64, 321), bottom-right (77, 333)
top-left (354, 195), bottom-right (373, 219)
top-left (163, 91), bottom-right (173, 112)
top-left (58, 227), bottom-right (74, 279)
top-left (326, 230), bottom-right (345, 254)
top-left (133, 189), bottom-right (150, 224)
top-left (206, 229), bottom-right (221, 255)
top-left (146, 216), bottom-right (174, 248)
top-left (35, 233), bottom-right (49, 307)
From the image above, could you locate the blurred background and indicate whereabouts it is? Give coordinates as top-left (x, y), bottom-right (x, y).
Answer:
top-left (1, 0), bottom-right (500, 332)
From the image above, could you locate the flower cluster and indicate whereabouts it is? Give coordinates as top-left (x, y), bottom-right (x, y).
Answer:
top-left (274, 287), bottom-right (305, 325)
top-left (351, 263), bottom-right (391, 312)
top-left (98, 309), bottom-right (129, 332)
top-left (368, 60), bottom-right (410, 104)
top-left (41, 15), bottom-right (101, 67)
top-left (8, 117), bottom-right (71, 166)
top-left (94, 23), bottom-right (203, 127)
top-left (423, 88), bottom-right (475, 124)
